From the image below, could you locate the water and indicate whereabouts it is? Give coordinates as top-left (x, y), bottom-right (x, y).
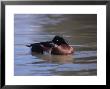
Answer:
top-left (14, 14), bottom-right (97, 76)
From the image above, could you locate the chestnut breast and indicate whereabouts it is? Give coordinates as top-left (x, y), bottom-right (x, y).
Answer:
top-left (51, 44), bottom-right (74, 55)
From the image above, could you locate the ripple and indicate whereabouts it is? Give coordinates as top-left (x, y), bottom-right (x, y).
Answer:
top-left (55, 63), bottom-right (97, 72)
top-left (74, 51), bottom-right (97, 58)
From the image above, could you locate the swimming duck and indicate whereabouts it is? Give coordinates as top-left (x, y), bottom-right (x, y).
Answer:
top-left (26, 36), bottom-right (74, 55)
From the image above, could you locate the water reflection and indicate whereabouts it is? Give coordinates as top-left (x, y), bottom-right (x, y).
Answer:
top-left (31, 52), bottom-right (74, 64)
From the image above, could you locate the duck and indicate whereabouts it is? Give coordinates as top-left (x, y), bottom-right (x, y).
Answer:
top-left (26, 36), bottom-right (74, 55)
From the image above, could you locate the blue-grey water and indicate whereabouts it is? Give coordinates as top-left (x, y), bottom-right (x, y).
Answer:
top-left (14, 14), bottom-right (97, 76)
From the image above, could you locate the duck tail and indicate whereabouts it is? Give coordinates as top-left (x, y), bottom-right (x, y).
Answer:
top-left (26, 44), bottom-right (31, 47)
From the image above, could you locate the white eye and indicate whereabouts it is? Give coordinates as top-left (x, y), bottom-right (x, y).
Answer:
top-left (57, 40), bottom-right (58, 41)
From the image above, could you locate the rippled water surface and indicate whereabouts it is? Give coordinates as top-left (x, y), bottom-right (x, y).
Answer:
top-left (14, 14), bottom-right (97, 76)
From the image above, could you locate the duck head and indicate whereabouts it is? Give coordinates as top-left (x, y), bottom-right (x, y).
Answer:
top-left (52, 36), bottom-right (68, 45)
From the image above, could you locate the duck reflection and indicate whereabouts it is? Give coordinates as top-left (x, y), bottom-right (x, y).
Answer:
top-left (31, 52), bottom-right (74, 64)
